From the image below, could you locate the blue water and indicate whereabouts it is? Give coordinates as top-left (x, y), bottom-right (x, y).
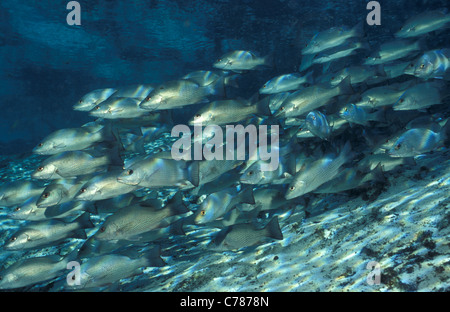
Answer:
top-left (0, 0), bottom-right (449, 292)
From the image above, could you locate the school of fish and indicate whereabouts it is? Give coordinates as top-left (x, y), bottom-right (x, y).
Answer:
top-left (1, 8), bottom-right (450, 290)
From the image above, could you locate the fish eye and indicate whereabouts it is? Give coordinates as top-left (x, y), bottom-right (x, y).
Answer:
top-left (42, 192), bottom-right (50, 198)
top-left (217, 58), bottom-right (222, 62)
top-left (395, 144), bottom-right (401, 150)
top-left (195, 114), bottom-right (201, 118)
top-left (263, 85), bottom-right (266, 88)
top-left (200, 210), bottom-right (206, 216)
top-left (420, 64), bottom-right (425, 69)
top-left (38, 143), bottom-right (43, 147)
top-left (399, 99), bottom-right (404, 103)
top-left (344, 107), bottom-right (348, 112)
top-left (159, 86), bottom-right (164, 90)
top-left (289, 186), bottom-right (295, 191)
top-left (37, 166), bottom-right (44, 172)
top-left (10, 236), bottom-right (16, 242)
top-left (80, 188), bottom-right (87, 193)
top-left (100, 226), bottom-right (106, 232)
top-left (79, 100), bottom-right (82, 103)
top-left (145, 96), bottom-right (152, 102)
top-left (248, 171), bottom-right (253, 176)
top-left (331, 76), bottom-right (334, 80)
top-left (280, 106), bottom-right (285, 111)
top-left (14, 207), bottom-right (21, 211)
top-left (127, 169), bottom-right (134, 175)
top-left (95, 106), bottom-right (100, 110)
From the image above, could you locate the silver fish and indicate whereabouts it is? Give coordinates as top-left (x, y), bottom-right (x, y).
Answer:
top-left (193, 187), bottom-right (254, 225)
top-left (395, 9), bottom-right (450, 38)
top-left (32, 122), bottom-right (116, 155)
top-left (393, 82), bottom-right (445, 111)
top-left (339, 103), bottom-right (385, 125)
top-left (117, 157), bottom-right (199, 189)
top-left (67, 247), bottom-right (165, 289)
top-left (0, 253), bottom-right (75, 289)
top-left (412, 49), bottom-right (450, 80)
top-left (94, 194), bottom-right (188, 241)
top-left (388, 125), bottom-right (448, 157)
top-left (355, 85), bottom-right (406, 109)
top-left (285, 142), bottom-right (353, 199)
top-left (237, 187), bottom-right (290, 214)
top-left (75, 170), bottom-right (140, 202)
top-left (312, 41), bottom-right (367, 64)
top-left (31, 148), bottom-right (122, 180)
top-left (189, 99), bottom-right (271, 126)
top-left (0, 180), bottom-right (45, 208)
top-left (4, 213), bottom-right (94, 251)
top-left (363, 39), bottom-right (425, 65)
top-left (305, 110), bottom-right (331, 140)
top-left (139, 78), bottom-right (222, 111)
top-left (8, 196), bottom-right (48, 221)
top-left (302, 22), bottom-right (363, 55)
top-left (89, 97), bottom-right (149, 119)
top-left (36, 178), bottom-right (86, 208)
top-left (275, 77), bottom-right (353, 118)
top-left (328, 65), bottom-right (387, 87)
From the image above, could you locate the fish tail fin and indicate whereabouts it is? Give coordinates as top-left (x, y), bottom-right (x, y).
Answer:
top-left (263, 51), bottom-right (276, 69)
top-left (416, 37), bottom-right (428, 52)
top-left (168, 192), bottom-right (189, 215)
top-left (338, 76), bottom-right (354, 95)
top-left (188, 161), bottom-right (200, 187)
top-left (106, 144), bottom-right (124, 167)
top-left (239, 186), bottom-right (255, 205)
top-left (72, 229), bottom-right (88, 239)
top-left (403, 157), bottom-right (417, 167)
top-left (304, 70), bottom-right (315, 85)
top-left (369, 162), bottom-right (386, 184)
top-left (351, 21), bottom-right (365, 38)
top-left (159, 110), bottom-right (174, 127)
top-left (224, 74), bottom-right (240, 88)
top-left (376, 64), bottom-right (387, 77)
top-left (338, 141), bottom-right (354, 165)
top-left (265, 216), bottom-right (283, 240)
top-left (371, 107), bottom-right (387, 123)
top-left (84, 202), bottom-right (98, 215)
top-left (144, 246), bottom-right (166, 267)
top-left (299, 53), bottom-right (315, 72)
top-left (209, 75), bottom-right (226, 97)
top-left (122, 133), bottom-right (145, 154)
top-left (168, 218), bottom-right (186, 236)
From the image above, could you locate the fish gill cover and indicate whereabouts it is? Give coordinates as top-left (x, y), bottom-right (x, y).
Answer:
top-left (0, 0), bottom-right (449, 292)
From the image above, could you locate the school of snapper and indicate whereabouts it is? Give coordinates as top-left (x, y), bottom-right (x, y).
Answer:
top-left (0, 9), bottom-right (450, 290)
